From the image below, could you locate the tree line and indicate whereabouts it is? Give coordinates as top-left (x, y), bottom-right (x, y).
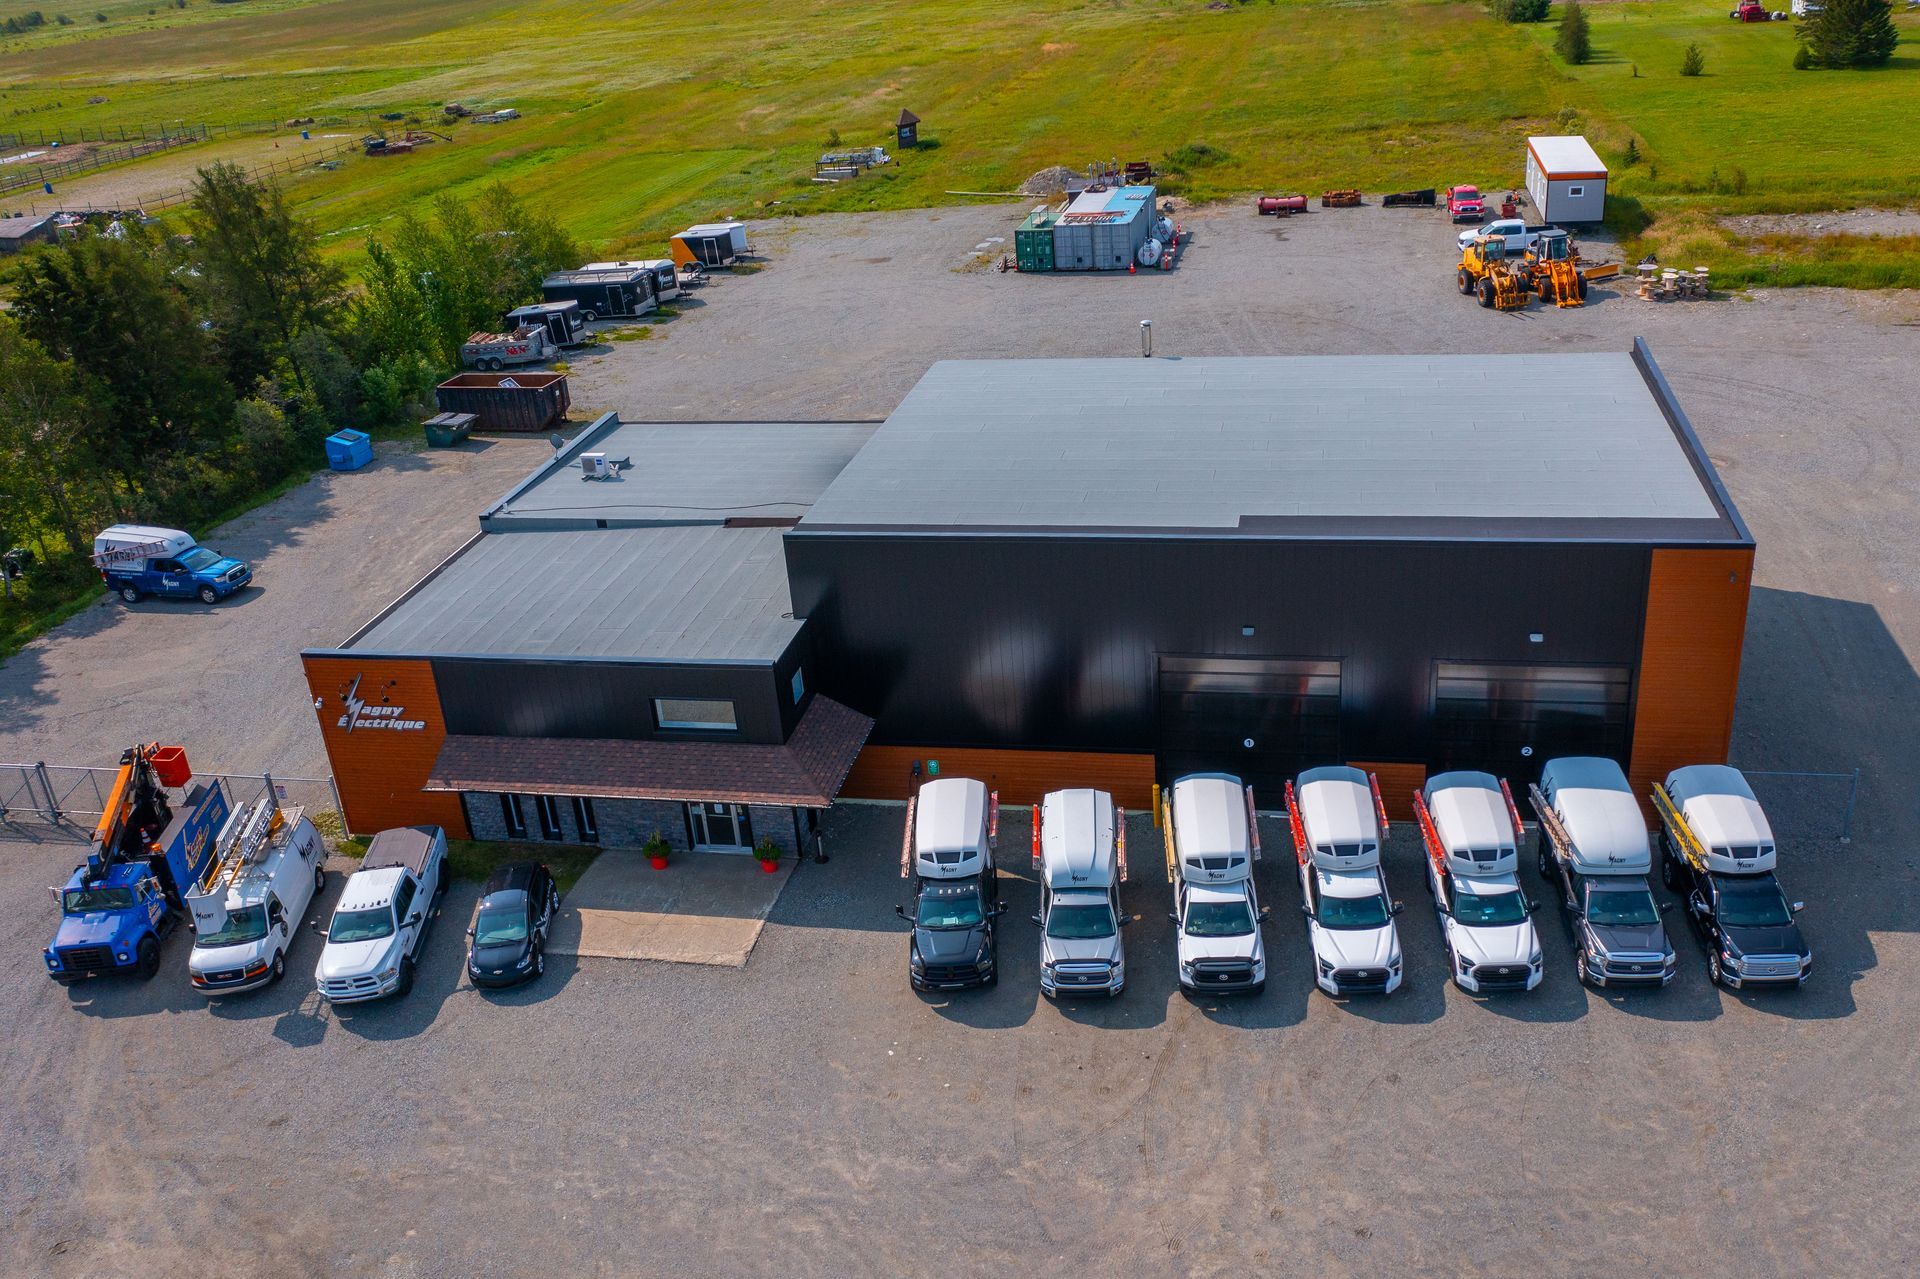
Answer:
top-left (0, 163), bottom-right (577, 604)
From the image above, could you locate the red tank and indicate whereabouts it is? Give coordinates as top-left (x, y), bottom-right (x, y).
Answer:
top-left (1256, 195), bottom-right (1308, 216)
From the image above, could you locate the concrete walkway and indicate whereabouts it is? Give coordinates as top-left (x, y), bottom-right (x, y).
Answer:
top-left (548, 849), bottom-right (797, 968)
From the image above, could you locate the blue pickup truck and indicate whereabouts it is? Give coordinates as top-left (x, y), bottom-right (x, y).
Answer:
top-left (45, 747), bottom-right (230, 984)
top-left (93, 525), bottom-right (252, 605)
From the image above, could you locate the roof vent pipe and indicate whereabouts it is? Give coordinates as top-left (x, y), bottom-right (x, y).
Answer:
top-left (1139, 318), bottom-right (1152, 358)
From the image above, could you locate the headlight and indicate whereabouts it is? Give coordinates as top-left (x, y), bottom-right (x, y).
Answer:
top-left (910, 952), bottom-right (925, 972)
top-left (45, 954), bottom-right (57, 969)
top-left (1179, 960), bottom-right (1195, 976)
top-left (1317, 957), bottom-right (1336, 976)
top-left (1529, 949), bottom-right (1543, 966)
top-left (514, 952), bottom-right (534, 970)
top-left (117, 952), bottom-right (130, 962)
top-left (1459, 954), bottom-right (1474, 974)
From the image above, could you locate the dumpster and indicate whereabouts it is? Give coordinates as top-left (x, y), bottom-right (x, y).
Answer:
top-left (423, 411), bottom-right (477, 448)
top-left (324, 429), bottom-right (373, 471)
top-left (433, 371), bottom-right (571, 434)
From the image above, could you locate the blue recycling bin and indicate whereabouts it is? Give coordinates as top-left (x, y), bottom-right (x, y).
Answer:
top-left (324, 429), bottom-right (373, 472)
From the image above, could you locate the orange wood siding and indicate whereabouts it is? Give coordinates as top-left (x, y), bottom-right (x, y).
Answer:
top-left (1351, 761), bottom-right (1428, 823)
top-left (1627, 547), bottom-right (1754, 820)
top-left (302, 655), bottom-right (471, 839)
top-left (842, 745), bottom-right (1157, 809)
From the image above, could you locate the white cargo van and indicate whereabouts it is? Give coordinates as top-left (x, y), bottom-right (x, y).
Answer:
top-left (187, 796), bottom-right (327, 994)
top-left (1032, 788), bottom-right (1128, 999)
top-left (1163, 774), bottom-right (1268, 995)
top-left (1287, 767), bottom-right (1403, 996)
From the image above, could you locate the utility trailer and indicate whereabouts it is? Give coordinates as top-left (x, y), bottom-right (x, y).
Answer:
top-left (895, 777), bottom-right (1004, 991)
top-left (1031, 789), bottom-right (1128, 999)
top-left (505, 300), bottom-right (586, 347)
top-left (584, 259), bottom-right (679, 302)
top-left (1414, 772), bottom-right (1542, 993)
top-left (541, 267), bottom-right (657, 322)
top-left (1162, 774), bottom-right (1268, 995)
top-left (1530, 757), bottom-right (1675, 987)
top-left (460, 324), bottom-right (555, 371)
top-left (1652, 766), bottom-right (1810, 989)
top-left (1286, 767), bottom-right (1403, 996)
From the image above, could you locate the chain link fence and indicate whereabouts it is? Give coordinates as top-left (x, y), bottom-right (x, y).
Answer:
top-left (0, 761), bottom-right (344, 843)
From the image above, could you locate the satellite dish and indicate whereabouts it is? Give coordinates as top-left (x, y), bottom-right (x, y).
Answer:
top-left (548, 433), bottom-right (564, 451)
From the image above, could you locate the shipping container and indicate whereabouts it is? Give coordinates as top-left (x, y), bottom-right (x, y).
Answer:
top-left (1046, 185), bottom-right (1156, 272)
top-left (434, 371), bottom-right (571, 434)
top-left (1015, 209), bottom-right (1059, 272)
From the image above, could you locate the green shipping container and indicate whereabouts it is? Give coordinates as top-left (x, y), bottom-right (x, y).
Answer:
top-left (1015, 210), bottom-right (1058, 272)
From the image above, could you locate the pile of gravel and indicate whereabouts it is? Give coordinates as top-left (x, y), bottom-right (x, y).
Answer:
top-left (1019, 165), bottom-right (1080, 197)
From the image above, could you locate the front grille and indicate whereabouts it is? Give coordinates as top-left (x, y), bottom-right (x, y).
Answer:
top-left (1191, 960), bottom-right (1253, 985)
top-left (198, 968), bottom-right (249, 986)
top-left (1333, 968), bottom-right (1390, 993)
top-left (1603, 954), bottom-right (1667, 978)
top-left (920, 964), bottom-right (978, 985)
top-left (226, 567), bottom-right (250, 584)
top-left (1472, 963), bottom-right (1533, 992)
top-left (58, 945), bottom-right (116, 973)
top-left (1740, 956), bottom-right (1802, 979)
top-left (1054, 964), bottom-right (1113, 986)
top-left (321, 975), bottom-right (381, 997)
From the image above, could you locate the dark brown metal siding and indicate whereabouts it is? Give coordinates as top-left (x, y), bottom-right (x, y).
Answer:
top-left (432, 657), bottom-right (790, 745)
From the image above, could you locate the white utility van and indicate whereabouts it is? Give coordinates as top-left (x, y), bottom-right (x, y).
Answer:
top-left (1288, 767), bottom-right (1403, 996)
top-left (1033, 788), bottom-right (1128, 999)
top-left (1163, 773), bottom-right (1268, 995)
top-left (187, 796), bottom-right (327, 994)
top-left (1416, 772), bottom-right (1542, 993)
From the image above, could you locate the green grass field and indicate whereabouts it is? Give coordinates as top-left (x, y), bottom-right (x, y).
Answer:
top-left (2, 0), bottom-right (1916, 281)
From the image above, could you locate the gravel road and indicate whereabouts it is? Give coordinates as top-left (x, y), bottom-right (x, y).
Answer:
top-left (2, 199), bottom-right (1917, 1278)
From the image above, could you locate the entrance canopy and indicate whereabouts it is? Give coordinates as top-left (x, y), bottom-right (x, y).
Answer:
top-left (425, 697), bottom-right (873, 807)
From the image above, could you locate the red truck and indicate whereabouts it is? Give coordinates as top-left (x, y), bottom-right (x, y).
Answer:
top-left (1729, 1), bottom-right (1777, 19)
top-left (1446, 185), bottom-right (1484, 223)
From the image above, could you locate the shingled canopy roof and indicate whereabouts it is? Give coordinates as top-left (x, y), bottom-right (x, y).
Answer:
top-left (896, 108), bottom-right (920, 127)
top-left (424, 697), bottom-right (873, 808)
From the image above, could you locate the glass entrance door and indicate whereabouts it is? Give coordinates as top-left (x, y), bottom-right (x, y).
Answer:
top-left (687, 802), bottom-right (754, 853)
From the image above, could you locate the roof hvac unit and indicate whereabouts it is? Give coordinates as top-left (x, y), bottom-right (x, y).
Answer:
top-left (579, 452), bottom-right (634, 481)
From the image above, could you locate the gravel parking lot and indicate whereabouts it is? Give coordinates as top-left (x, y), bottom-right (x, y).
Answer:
top-left (3, 199), bottom-right (1917, 1278)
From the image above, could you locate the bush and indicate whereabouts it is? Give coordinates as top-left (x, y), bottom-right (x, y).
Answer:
top-left (1681, 42), bottom-right (1706, 76)
top-left (1163, 141), bottom-right (1230, 172)
top-left (1486, 0), bottom-right (1550, 21)
top-left (1621, 137), bottom-right (1641, 167)
top-left (1797, 0), bottom-right (1898, 67)
top-left (358, 352), bottom-right (437, 426)
top-left (1793, 42), bottom-right (1814, 68)
top-left (1555, 0), bottom-right (1592, 64)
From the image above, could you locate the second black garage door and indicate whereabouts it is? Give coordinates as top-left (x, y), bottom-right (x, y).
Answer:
top-left (1156, 655), bottom-right (1342, 797)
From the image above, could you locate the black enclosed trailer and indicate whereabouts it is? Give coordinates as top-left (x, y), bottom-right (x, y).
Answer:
top-left (505, 300), bottom-right (586, 347)
top-left (540, 267), bottom-right (657, 322)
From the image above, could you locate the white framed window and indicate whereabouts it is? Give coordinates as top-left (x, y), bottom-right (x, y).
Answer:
top-left (1568, 185), bottom-right (1585, 197)
top-left (535, 794), bottom-right (562, 840)
top-left (654, 697), bottom-right (737, 731)
top-left (572, 796), bottom-right (599, 844)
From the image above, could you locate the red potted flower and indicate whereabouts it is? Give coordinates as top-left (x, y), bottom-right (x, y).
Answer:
top-left (644, 832), bottom-right (671, 871)
top-left (756, 837), bottom-right (782, 874)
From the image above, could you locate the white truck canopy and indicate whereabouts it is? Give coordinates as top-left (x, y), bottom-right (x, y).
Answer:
top-left (1294, 766), bottom-right (1382, 870)
top-left (1424, 771), bottom-right (1519, 877)
top-left (1170, 773), bottom-right (1252, 885)
top-left (1540, 757), bottom-right (1649, 874)
top-left (1039, 788), bottom-right (1117, 891)
top-left (1665, 765), bottom-right (1776, 873)
top-left (93, 524), bottom-right (194, 567)
top-left (913, 776), bottom-right (991, 879)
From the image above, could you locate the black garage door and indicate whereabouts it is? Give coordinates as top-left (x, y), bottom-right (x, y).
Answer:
top-left (1157, 655), bottom-right (1341, 797)
top-left (1431, 661), bottom-right (1633, 780)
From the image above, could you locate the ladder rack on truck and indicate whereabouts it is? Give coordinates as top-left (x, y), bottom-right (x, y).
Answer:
top-left (1650, 783), bottom-right (1711, 875)
top-left (1161, 792), bottom-right (1179, 883)
top-left (1411, 790), bottom-right (1451, 911)
top-left (200, 792), bottom-right (297, 896)
top-left (1527, 782), bottom-right (1577, 866)
top-left (1245, 787), bottom-right (1263, 863)
top-left (1285, 781), bottom-right (1310, 867)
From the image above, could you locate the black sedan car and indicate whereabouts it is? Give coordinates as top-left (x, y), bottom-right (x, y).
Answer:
top-left (466, 861), bottom-right (559, 988)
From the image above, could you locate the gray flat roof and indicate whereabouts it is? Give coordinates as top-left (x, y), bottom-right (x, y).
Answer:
top-left (485, 418), bottom-right (877, 530)
top-left (797, 349), bottom-right (1743, 540)
top-left (347, 525), bottom-right (798, 662)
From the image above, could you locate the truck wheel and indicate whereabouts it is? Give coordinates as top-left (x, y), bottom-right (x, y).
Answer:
top-left (1661, 854), bottom-right (1678, 890)
top-left (1537, 846), bottom-right (1551, 879)
top-left (119, 585), bottom-right (141, 603)
top-left (314, 864), bottom-right (327, 893)
top-left (1478, 280), bottom-right (1496, 309)
top-left (1457, 268), bottom-right (1473, 295)
top-left (1575, 950), bottom-right (1594, 986)
top-left (198, 586), bottom-right (219, 605)
top-left (270, 952), bottom-right (285, 985)
top-left (397, 957), bottom-right (416, 997)
top-left (1575, 275), bottom-right (1589, 301)
top-left (1708, 951), bottom-right (1725, 987)
top-left (137, 937), bottom-right (161, 981)
top-left (581, 310), bottom-right (597, 323)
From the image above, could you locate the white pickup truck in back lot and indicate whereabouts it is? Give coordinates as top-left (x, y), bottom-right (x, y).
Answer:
top-left (314, 825), bottom-right (447, 1003)
top-left (1457, 218), bottom-right (1558, 254)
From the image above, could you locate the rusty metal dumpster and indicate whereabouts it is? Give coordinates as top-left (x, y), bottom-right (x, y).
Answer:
top-left (433, 371), bottom-right (570, 433)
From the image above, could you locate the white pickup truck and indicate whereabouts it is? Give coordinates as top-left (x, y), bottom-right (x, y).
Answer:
top-left (314, 825), bottom-right (447, 1003)
top-left (1416, 772), bottom-right (1543, 994)
top-left (1457, 218), bottom-right (1557, 254)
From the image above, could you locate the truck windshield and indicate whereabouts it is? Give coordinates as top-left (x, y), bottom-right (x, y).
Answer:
top-left (328, 907), bottom-right (395, 944)
top-left (916, 884), bottom-right (984, 930)
top-left (178, 546), bottom-right (222, 572)
top-left (1713, 875), bottom-right (1793, 928)
top-left (196, 905), bottom-right (267, 948)
top-left (1046, 903), bottom-right (1116, 939)
top-left (473, 908), bottom-right (529, 946)
top-left (63, 886), bottom-right (135, 913)
top-left (1585, 884), bottom-right (1659, 927)
top-left (1451, 891), bottom-right (1529, 927)
top-left (1317, 894), bottom-right (1390, 930)
top-left (1185, 900), bottom-right (1254, 937)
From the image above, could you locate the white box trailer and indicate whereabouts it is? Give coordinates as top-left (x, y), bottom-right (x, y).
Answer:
top-left (1525, 135), bottom-right (1608, 225)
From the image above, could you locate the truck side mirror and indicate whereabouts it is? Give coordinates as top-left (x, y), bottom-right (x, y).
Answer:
top-left (1300, 904), bottom-right (1312, 916)
top-left (1117, 914), bottom-right (1131, 927)
top-left (894, 905), bottom-right (907, 920)
top-left (466, 926), bottom-right (476, 938)
top-left (995, 901), bottom-right (1009, 916)
top-left (1791, 901), bottom-right (1805, 914)
top-left (310, 919), bottom-right (323, 935)
top-left (1659, 900), bottom-right (1672, 913)
top-left (1565, 897), bottom-right (1579, 914)
top-left (1258, 906), bottom-right (1272, 921)
top-left (406, 912), bottom-right (422, 927)
top-left (1166, 911), bottom-right (1179, 925)
top-left (1030, 913), bottom-right (1043, 926)
top-left (1391, 901), bottom-right (1405, 916)
top-left (1688, 894), bottom-right (1707, 916)
top-left (1525, 899), bottom-right (1539, 914)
